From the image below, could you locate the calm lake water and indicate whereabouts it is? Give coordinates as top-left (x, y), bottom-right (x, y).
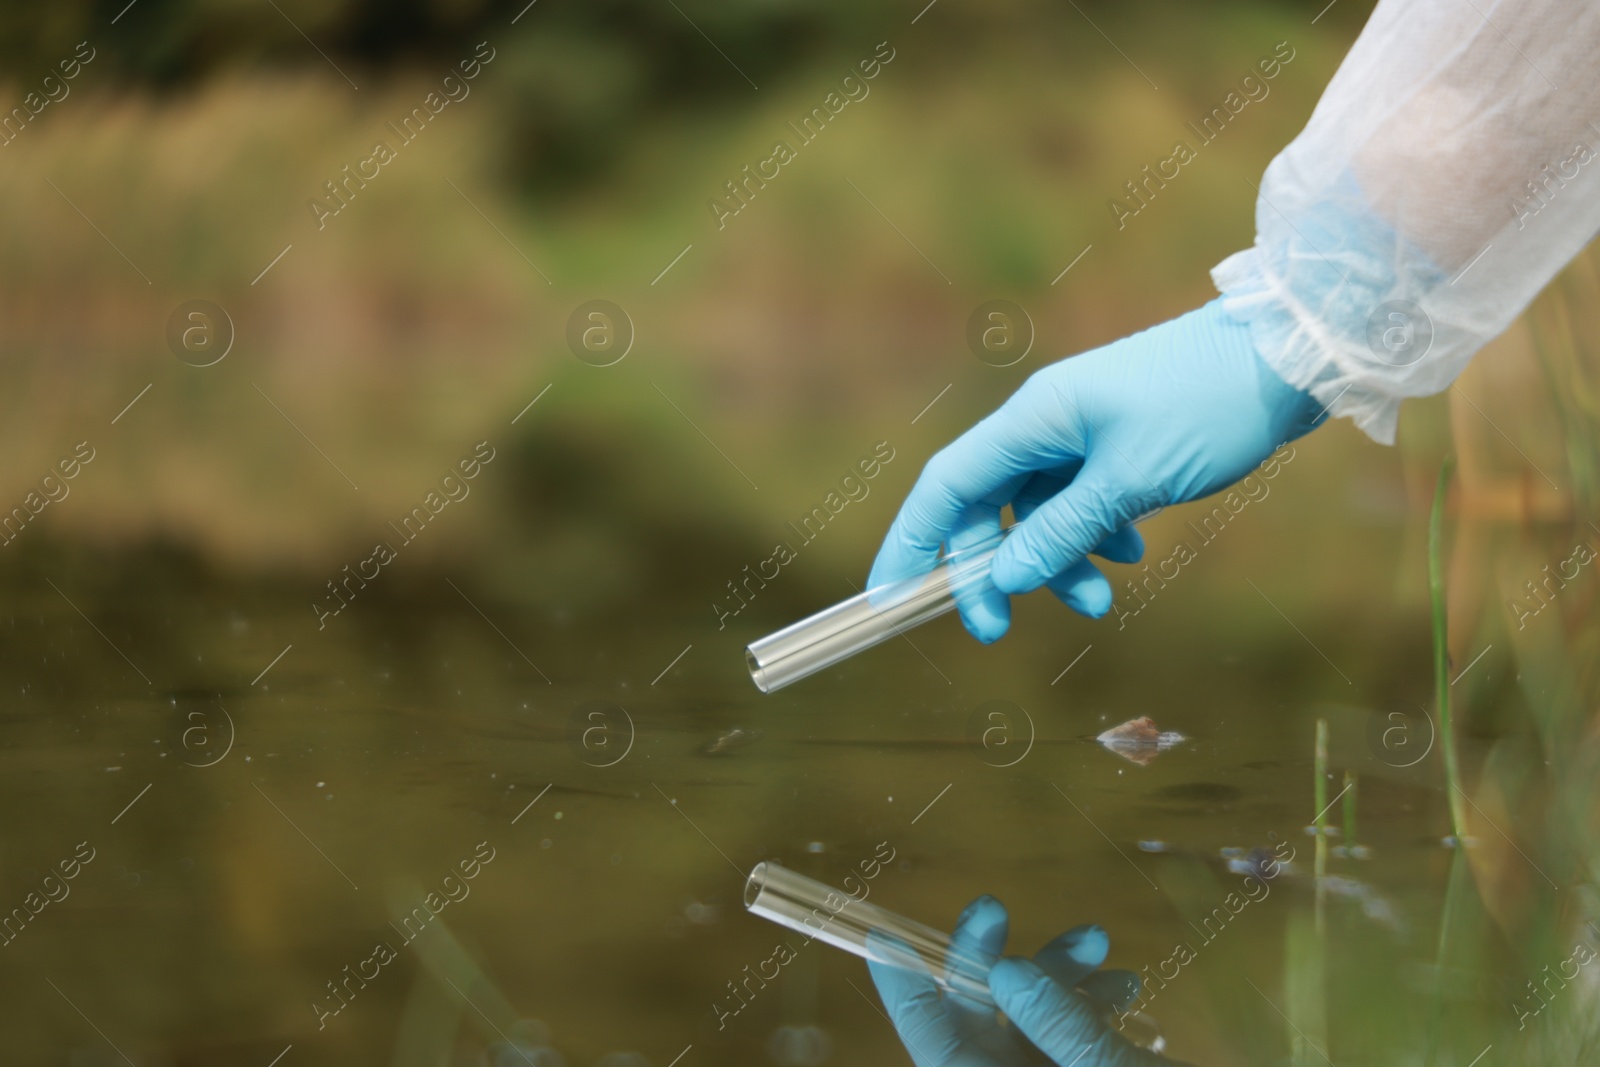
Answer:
top-left (1, 507), bottom-right (1512, 1067)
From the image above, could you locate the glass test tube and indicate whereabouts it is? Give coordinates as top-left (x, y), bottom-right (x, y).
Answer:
top-left (746, 509), bottom-right (1163, 693)
top-left (744, 861), bottom-right (996, 1006)
top-left (745, 528), bottom-right (1008, 693)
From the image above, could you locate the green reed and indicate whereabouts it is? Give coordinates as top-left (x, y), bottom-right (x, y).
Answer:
top-left (1341, 769), bottom-right (1357, 850)
top-left (1430, 457), bottom-right (1468, 842)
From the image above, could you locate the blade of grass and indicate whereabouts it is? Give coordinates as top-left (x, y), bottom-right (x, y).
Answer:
top-left (1424, 847), bottom-right (1472, 1067)
top-left (1285, 906), bottom-right (1329, 1067)
top-left (1431, 457), bottom-right (1468, 842)
top-left (1314, 718), bottom-right (1329, 933)
top-left (1341, 769), bottom-right (1357, 851)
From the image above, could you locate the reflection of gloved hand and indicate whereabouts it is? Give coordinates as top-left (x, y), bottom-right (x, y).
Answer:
top-left (868, 298), bottom-right (1323, 641)
top-left (868, 896), bottom-right (1185, 1067)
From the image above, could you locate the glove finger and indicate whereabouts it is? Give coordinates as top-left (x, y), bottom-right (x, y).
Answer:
top-left (1031, 924), bottom-right (1109, 987)
top-left (869, 466), bottom-right (1023, 595)
top-left (1018, 476), bottom-right (1143, 583)
top-left (989, 958), bottom-right (1104, 1064)
top-left (945, 895), bottom-right (1009, 1017)
top-left (1012, 474), bottom-right (1138, 622)
top-left (1078, 969), bottom-right (1142, 1013)
top-left (992, 458), bottom-right (1157, 596)
top-left (866, 931), bottom-right (964, 1067)
top-left (1020, 496), bottom-right (1144, 575)
top-left (1090, 524), bottom-right (1144, 565)
top-left (1010, 470), bottom-right (1074, 521)
top-left (869, 388), bottom-right (1089, 590)
top-left (947, 507), bottom-right (1011, 645)
top-left (1041, 558), bottom-right (1114, 619)
top-left (991, 958), bottom-right (1163, 1066)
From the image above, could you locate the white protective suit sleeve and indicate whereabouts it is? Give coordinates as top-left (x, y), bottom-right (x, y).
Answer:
top-left (1212, 0), bottom-right (1600, 444)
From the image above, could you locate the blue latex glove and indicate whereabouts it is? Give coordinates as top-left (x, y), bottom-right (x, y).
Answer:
top-left (867, 896), bottom-right (1188, 1066)
top-left (868, 298), bottom-right (1324, 641)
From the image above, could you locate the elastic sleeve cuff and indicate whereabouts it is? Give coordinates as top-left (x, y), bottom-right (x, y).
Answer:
top-left (1210, 161), bottom-right (1463, 447)
top-left (1211, 246), bottom-right (1403, 445)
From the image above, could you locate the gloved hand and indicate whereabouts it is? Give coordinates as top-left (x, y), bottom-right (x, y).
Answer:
top-left (867, 896), bottom-right (1187, 1066)
top-left (868, 298), bottom-right (1324, 641)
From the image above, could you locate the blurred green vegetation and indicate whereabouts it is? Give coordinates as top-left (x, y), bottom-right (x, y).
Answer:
top-left (6, 0), bottom-right (1370, 191)
top-left (0, 0), bottom-right (1381, 585)
top-left (2, 1), bottom-right (1599, 1063)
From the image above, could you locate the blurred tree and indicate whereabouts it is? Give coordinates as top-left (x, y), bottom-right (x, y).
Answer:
top-left (0, 0), bottom-right (1368, 190)
top-left (2, 0), bottom-right (883, 188)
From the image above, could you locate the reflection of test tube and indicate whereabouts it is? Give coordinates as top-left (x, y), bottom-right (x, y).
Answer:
top-left (745, 529), bottom-right (1008, 694)
top-left (744, 861), bottom-right (997, 1006)
top-left (745, 862), bottom-right (1169, 1053)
